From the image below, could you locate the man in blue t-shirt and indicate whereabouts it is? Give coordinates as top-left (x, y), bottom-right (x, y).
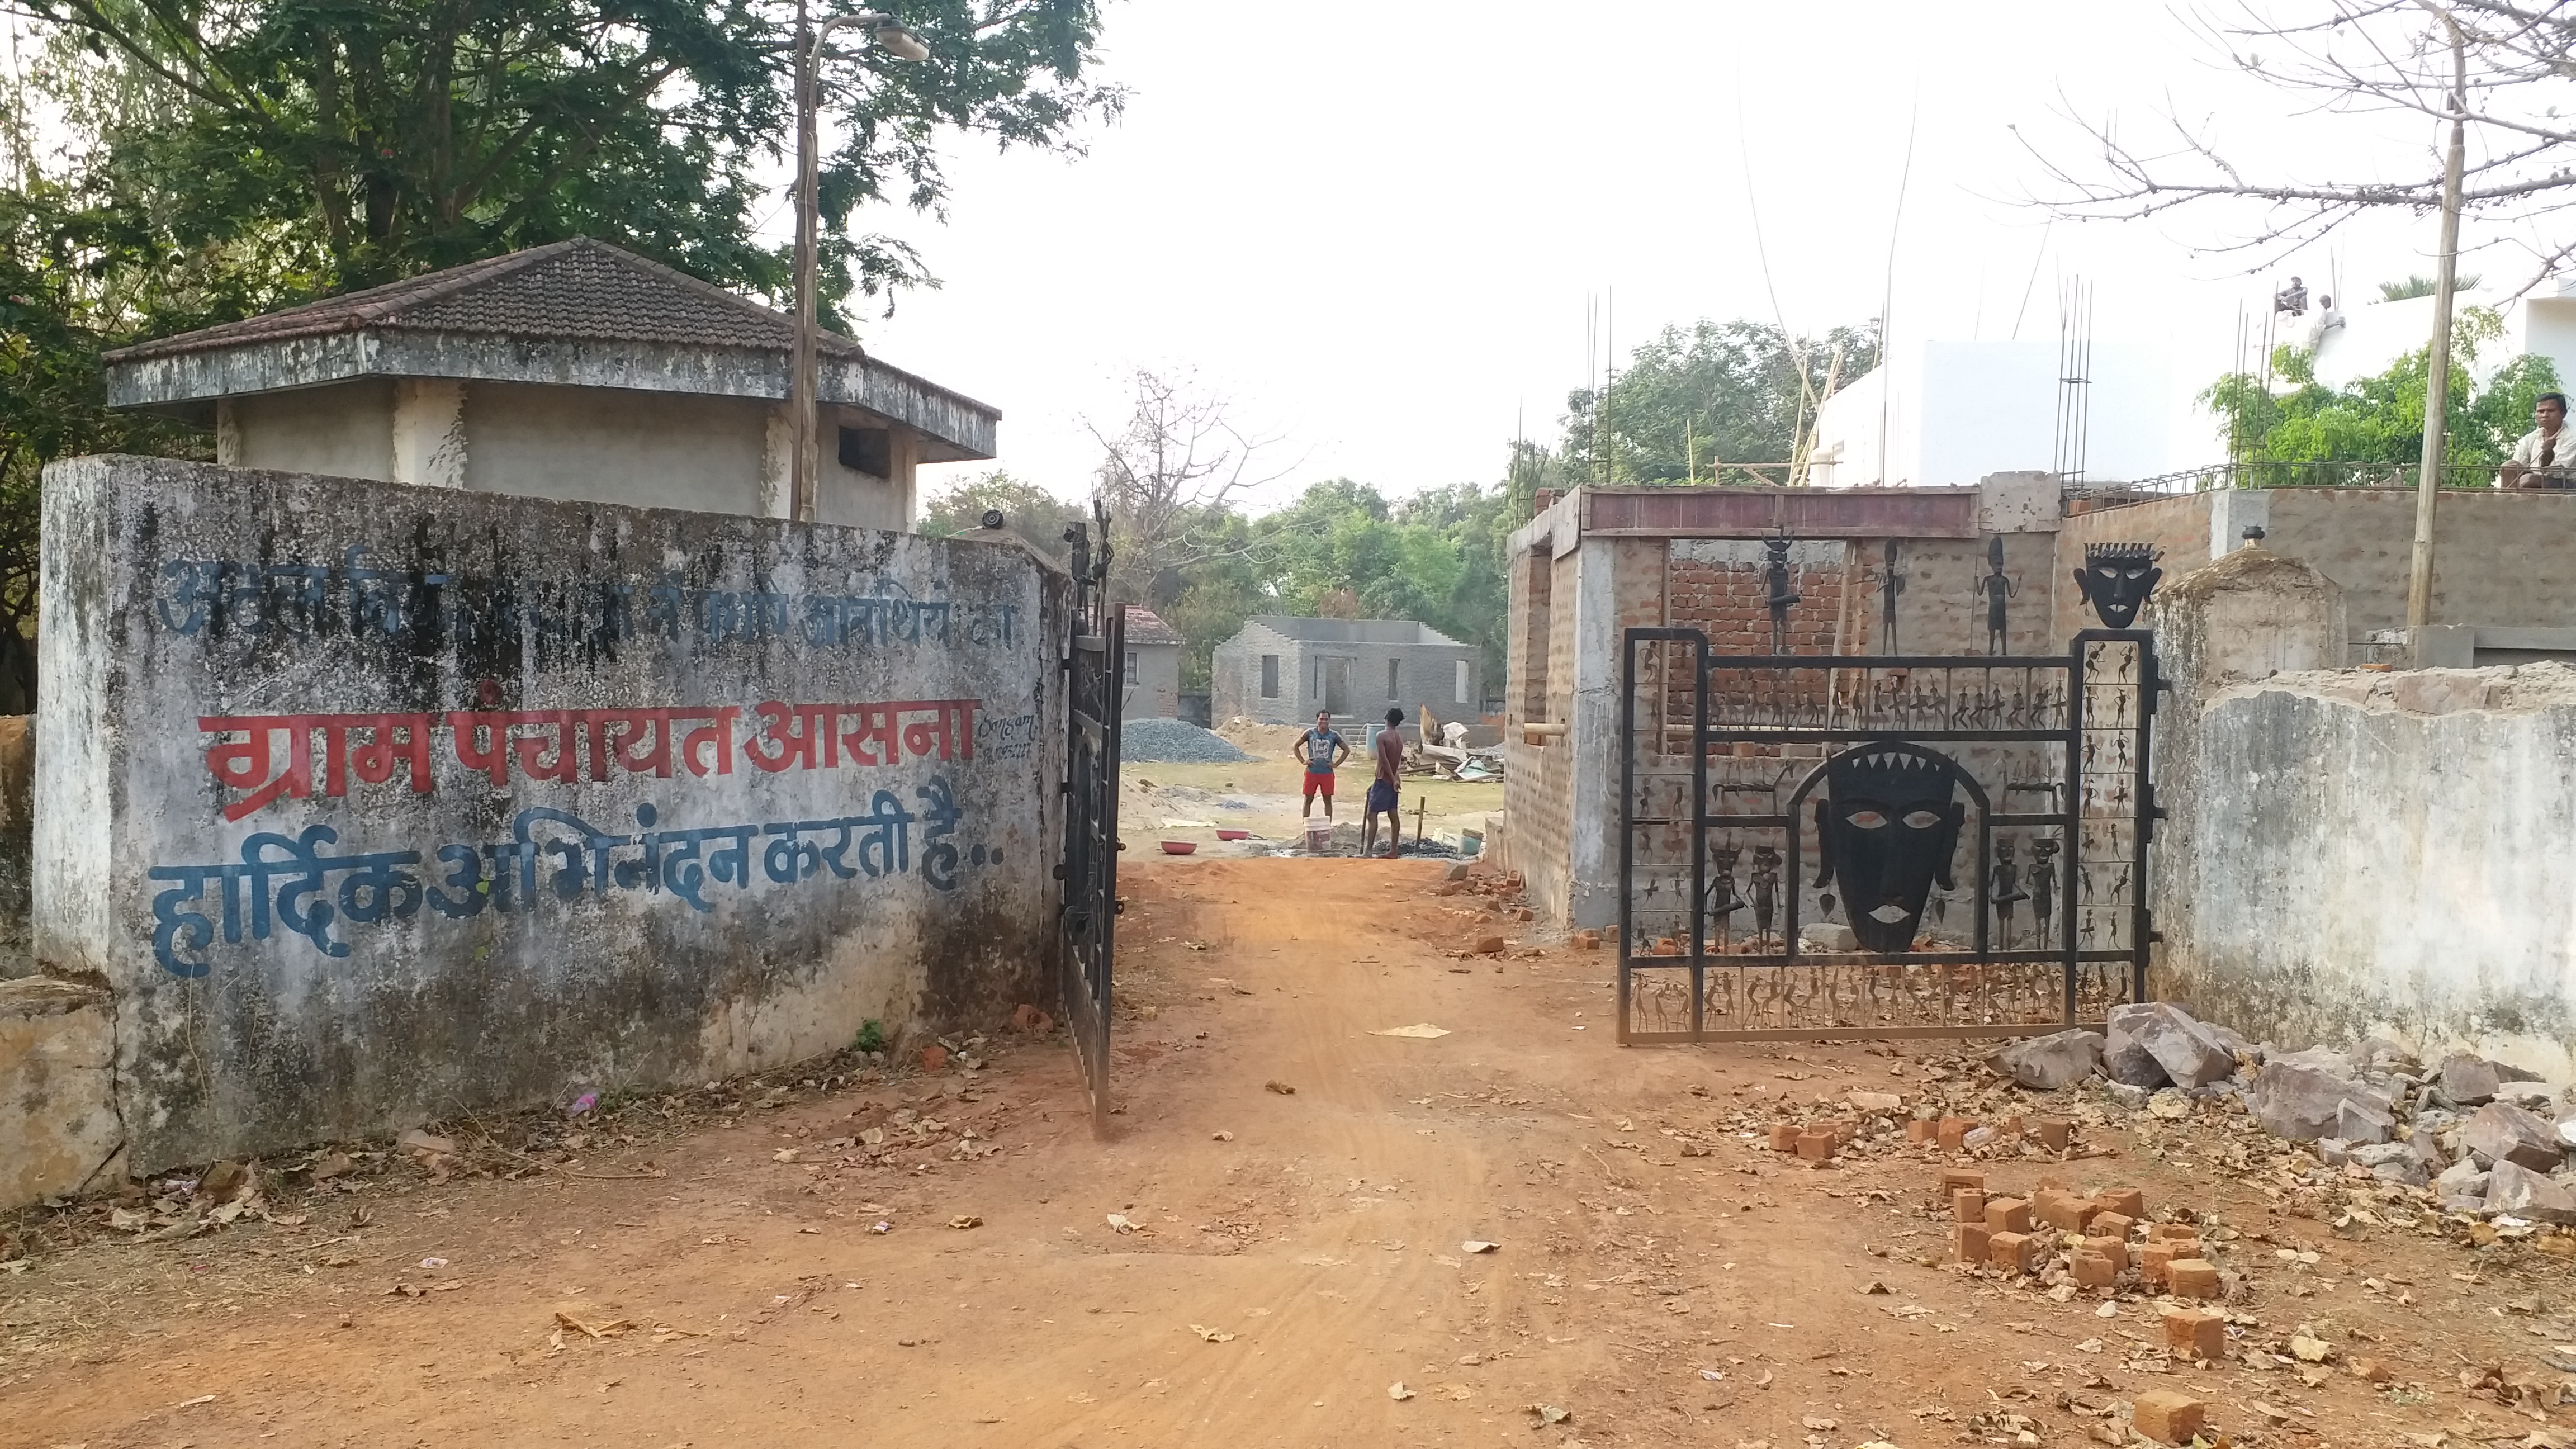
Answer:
top-left (1296, 709), bottom-right (1349, 821)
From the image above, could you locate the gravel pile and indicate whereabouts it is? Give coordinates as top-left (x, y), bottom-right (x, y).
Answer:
top-left (1120, 717), bottom-right (1253, 763)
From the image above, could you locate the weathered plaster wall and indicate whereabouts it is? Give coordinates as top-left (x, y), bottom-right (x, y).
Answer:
top-left (36, 455), bottom-right (1064, 1171)
top-left (2179, 662), bottom-right (2576, 1076)
top-left (108, 328), bottom-right (1000, 464)
top-left (2147, 546), bottom-right (2347, 1035)
top-left (217, 378), bottom-right (917, 531)
top-left (228, 380), bottom-right (398, 482)
top-left (466, 380), bottom-right (769, 515)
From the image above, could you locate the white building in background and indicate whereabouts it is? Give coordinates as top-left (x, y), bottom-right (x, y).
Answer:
top-left (1808, 338), bottom-right (2172, 488)
top-left (2305, 283), bottom-right (2576, 392)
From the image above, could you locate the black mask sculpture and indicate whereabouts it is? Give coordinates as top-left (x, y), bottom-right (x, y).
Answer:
top-left (1812, 743), bottom-right (1966, 954)
top-left (2073, 543), bottom-right (2162, 629)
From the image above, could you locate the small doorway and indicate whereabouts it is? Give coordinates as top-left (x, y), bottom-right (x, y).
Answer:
top-left (1323, 657), bottom-right (1351, 717)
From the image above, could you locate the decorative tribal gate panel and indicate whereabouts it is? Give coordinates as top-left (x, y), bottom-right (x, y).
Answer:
top-left (1616, 627), bottom-right (2158, 1043)
top-left (1058, 503), bottom-right (1123, 1129)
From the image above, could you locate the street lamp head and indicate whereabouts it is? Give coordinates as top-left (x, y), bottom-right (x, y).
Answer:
top-left (875, 24), bottom-right (930, 61)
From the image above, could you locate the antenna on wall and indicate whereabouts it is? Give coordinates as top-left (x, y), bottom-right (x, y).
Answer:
top-left (2052, 275), bottom-right (2094, 487)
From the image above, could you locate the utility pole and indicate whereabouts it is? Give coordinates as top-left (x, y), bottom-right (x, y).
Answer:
top-left (790, 6), bottom-right (927, 523)
top-left (2407, 6), bottom-right (2468, 629)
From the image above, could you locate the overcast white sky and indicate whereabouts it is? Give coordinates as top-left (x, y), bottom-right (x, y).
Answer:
top-left (818, 1), bottom-right (2546, 510)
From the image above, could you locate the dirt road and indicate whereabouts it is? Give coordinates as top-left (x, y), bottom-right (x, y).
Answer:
top-left (6, 858), bottom-right (2570, 1448)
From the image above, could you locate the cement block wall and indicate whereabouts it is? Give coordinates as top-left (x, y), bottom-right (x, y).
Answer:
top-left (1124, 639), bottom-right (1181, 720)
top-left (2060, 487), bottom-right (2576, 641)
top-left (2171, 661), bottom-right (2576, 1077)
top-left (35, 454), bottom-right (1066, 1173)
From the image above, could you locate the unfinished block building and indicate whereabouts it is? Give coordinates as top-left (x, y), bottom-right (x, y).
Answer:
top-left (1209, 616), bottom-right (1481, 730)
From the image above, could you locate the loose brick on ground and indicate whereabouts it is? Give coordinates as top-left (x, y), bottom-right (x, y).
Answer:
top-left (2035, 1188), bottom-right (2097, 1232)
top-left (2131, 1389), bottom-right (2206, 1445)
top-left (2162, 1307), bottom-right (2225, 1361)
top-left (1983, 1197), bottom-right (2033, 1234)
top-left (1988, 1230), bottom-right (2042, 1273)
top-left (2167, 1257), bottom-right (2221, 1299)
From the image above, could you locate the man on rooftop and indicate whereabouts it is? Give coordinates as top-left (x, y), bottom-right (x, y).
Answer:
top-left (2501, 391), bottom-right (2573, 489)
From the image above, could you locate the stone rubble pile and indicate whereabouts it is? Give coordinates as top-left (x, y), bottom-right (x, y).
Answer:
top-left (1986, 1003), bottom-right (2576, 1229)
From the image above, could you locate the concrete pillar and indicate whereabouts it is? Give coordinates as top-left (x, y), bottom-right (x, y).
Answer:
top-left (2209, 490), bottom-right (2272, 560)
top-left (214, 398), bottom-right (242, 466)
top-left (1564, 534), bottom-right (1667, 929)
top-left (2146, 544), bottom-right (2345, 1010)
top-left (893, 428), bottom-right (921, 529)
top-left (390, 379), bottom-right (467, 487)
top-left (761, 404), bottom-right (793, 519)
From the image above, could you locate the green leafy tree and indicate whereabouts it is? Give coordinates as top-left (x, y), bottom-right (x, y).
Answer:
top-left (2199, 307), bottom-right (2558, 480)
top-left (1561, 318), bottom-right (1879, 484)
top-left (0, 2), bottom-right (1120, 709)
top-left (2379, 274), bottom-right (2479, 302)
top-left (20, 0), bottom-right (1123, 323)
top-left (916, 469), bottom-right (1088, 561)
top-left (0, 183), bottom-right (209, 709)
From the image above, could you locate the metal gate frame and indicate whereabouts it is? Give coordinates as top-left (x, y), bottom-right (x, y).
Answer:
top-left (1616, 627), bottom-right (2157, 1044)
top-left (1058, 503), bottom-right (1123, 1130)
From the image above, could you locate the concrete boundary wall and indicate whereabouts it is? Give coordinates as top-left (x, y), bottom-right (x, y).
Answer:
top-left (2172, 661), bottom-right (2576, 1077)
top-left (35, 456), bottom-right (1067, 1173)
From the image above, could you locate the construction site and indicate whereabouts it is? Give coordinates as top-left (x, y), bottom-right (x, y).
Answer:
top-left (13, 510), bottom-right (2576, 1449)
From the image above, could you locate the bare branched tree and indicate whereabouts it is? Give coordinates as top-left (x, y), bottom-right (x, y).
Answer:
top-left (2030, 1), bottom-right (2576, 626)
top-left (2027, 1), bottom-right (2576, 292)
top-left (1084, 367), bottom-right (1293, 604)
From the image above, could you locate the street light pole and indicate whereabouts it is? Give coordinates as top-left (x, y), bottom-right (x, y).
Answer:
top-left (790, 4), bottom-right (927, 523)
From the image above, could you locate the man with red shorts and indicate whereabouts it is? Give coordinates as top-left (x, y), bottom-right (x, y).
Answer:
top-left (1296, 709), bottom-right (1348, 825)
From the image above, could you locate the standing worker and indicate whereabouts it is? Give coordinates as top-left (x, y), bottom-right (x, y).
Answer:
top-left (1363, 708), bottom-right (1407, 858)
top-left (1296, 709), bottom-right (1349, 826)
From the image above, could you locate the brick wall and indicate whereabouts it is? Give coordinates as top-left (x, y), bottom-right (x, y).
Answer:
top-left (1661, 539), bottom-right (1858, 727)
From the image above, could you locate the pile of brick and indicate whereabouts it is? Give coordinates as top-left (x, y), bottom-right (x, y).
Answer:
top-left (1942, 1172), bottom-right (2225, 1303)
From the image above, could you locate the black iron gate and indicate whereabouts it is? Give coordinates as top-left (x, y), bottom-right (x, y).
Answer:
top-left (1058, 504), bottom-right (1123, 1129)
top-left (1616, 628), bottom-right (2157, 1043)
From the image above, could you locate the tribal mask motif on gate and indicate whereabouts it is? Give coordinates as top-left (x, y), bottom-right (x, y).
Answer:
top-left (1812, 744), bottom-right (1966, 954)
top-left (2073, 542), bottom-right (2162, 629)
